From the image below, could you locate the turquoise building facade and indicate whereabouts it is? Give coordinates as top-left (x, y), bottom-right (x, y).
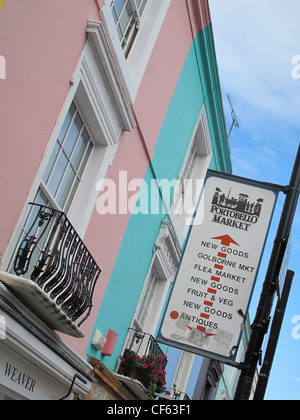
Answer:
top-left (87, 20), bottom-right (232, 399)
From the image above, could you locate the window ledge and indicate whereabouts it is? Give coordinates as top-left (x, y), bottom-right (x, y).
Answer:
top-left (0, 271), bottom-right (84, 338)
top-left (113, 373), bottom-right (150, 400)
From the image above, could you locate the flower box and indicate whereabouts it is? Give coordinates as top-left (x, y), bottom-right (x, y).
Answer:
top-left (118, 349), bottom-right (170, 399)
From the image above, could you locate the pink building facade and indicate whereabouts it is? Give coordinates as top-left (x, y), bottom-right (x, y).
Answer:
top-left (0, 0), bottom-right (231, 400)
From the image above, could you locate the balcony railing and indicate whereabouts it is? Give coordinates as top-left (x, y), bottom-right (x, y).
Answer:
top-left (123, 328), bottom-right (166, 363)
top-left (169, 388), bottom-right (191, 401)
top-left (3, 203), bottom-right (101, 336)
top-left (116, 328), bottom-right (169, 399)
top-left (157, 388), bottom-right (191, 401)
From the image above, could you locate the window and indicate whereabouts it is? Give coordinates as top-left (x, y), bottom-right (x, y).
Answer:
top-left (25, 102), bottom-right (93, 243)
top-left (111, 0), bottom-right (148, 56)
top-left (135, 265), bottom-right (160, 331)
top-left (100, 0), bottom-right (171, 102)
top-left (171, 351), bottom-right (195, 398)
top-left (172, 106), bottom-right (213, 236)
top-left (42, 102), bottom-right (93, 212)
top-left (123, 221), bottom-right (180, 359)
top-left (173, 139), bottom-right (203, 229)
top-left (18, 102), bottom-right (94, 232)
top-left (131, 220), bottom-right (181, 336)
top-left (7, 102), bottom-right (94, 275)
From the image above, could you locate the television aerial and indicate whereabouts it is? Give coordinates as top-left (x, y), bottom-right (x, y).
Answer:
top-left (227, 94), bottom-right (240, 139)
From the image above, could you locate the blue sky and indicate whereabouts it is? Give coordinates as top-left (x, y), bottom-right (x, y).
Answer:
top-left (209, 0), bottom-right (300, 400)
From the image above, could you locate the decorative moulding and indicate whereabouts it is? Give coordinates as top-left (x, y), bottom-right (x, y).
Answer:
top-left (86, 19), bottom-right (136, 133)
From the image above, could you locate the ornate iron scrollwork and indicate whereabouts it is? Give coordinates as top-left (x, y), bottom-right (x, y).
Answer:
top-left (13, 203), bottom-right (101, 328)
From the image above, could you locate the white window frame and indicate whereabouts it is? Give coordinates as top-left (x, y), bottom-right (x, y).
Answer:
top-left (110, 0), bottom-right (148, 57)
top-left (170, 106), bottom-right (213, 243)
top-left (100, 0), bottom-right (171, 103)
top-left (134, 264), bottom-right (161, 332)
top-left (171, 351), bottom-right (195, 398)
top-left (39, 101), bottom-right (95, 214)
top-left (131, 220), bottom-right (181, 337)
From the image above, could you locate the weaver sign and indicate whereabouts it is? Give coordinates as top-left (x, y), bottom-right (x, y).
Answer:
top-left (158, 171), bottom-right (279, 364)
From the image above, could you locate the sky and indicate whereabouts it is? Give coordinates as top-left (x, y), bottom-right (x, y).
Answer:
top-left (209, 0), bottom-right (300, 400)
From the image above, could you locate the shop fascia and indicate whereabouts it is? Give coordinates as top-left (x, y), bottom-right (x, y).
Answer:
top-left (0, 283), bottom-right (93, 400)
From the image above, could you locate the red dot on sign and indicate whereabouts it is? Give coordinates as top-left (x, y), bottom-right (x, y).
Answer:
top-left (170, 311), bottom-right (179, 320)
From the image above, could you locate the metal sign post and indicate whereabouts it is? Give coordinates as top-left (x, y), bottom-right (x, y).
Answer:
top-left (253, 269), bottom-right (295, 400)
top-left (234, 143), bottom-right (300, 400)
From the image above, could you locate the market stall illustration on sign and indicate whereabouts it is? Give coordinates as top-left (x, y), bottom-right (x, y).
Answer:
top-left (158, 171), bottom-right (278, 363)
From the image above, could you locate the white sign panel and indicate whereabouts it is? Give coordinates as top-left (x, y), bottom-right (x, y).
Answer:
top-left (158, 172), bottom-right (278, 364)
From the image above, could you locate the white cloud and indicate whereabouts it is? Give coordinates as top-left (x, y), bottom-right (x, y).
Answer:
top-left (231, 142), bottom-right (279, 181)
top-left (210, 0), bottom-right (300, 128)
top-left (210, 0), bottom-right (300, 186)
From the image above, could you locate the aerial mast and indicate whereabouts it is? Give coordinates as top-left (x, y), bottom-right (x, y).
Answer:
top-left (227, 94), bottom-right (240, 139)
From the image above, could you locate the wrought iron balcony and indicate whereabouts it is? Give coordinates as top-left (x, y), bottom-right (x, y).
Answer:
top-left (0, 203), bottom-right (101, 337)
top-left (123, 328), bottom-right (167, 363)
top-left (169, 388), bottom-right (191, 400)
top-left (116, 328), bottom-right (169, 399)
top-left (157, 388), bottom-right (191, 401)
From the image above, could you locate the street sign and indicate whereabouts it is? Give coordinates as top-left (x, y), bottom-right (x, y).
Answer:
top-left (157, 171), bottom-right (279, 364)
